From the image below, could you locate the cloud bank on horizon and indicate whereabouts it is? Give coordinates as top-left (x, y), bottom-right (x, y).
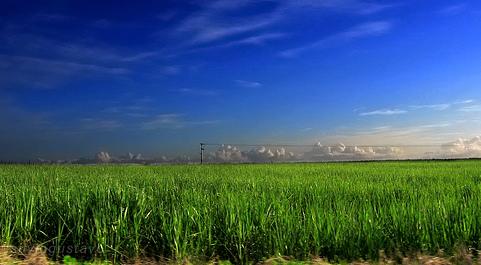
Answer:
top-left (1, 0), bottom-right (481, 160)
top-left (56, 135), bottom-right (481, 164)
top-left (205, 136), bottom-right (481, 163)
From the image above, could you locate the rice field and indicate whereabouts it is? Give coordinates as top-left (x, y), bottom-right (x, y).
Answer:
top-left (1, 160), bottom-right (481, 263)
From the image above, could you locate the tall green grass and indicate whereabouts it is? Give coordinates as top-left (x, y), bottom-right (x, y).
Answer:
top-left (1, 161), bottom-right (481, 263)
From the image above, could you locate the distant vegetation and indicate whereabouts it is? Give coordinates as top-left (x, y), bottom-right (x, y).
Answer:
top-left (1, 161), bottom-right (481, 263)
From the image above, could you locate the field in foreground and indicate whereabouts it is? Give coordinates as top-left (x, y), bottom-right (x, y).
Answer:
top-left (1, 161), bottom-right (481, 264)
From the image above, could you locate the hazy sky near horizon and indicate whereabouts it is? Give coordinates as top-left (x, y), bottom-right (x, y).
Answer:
top-left (1, 0), bottom-right (481, 160)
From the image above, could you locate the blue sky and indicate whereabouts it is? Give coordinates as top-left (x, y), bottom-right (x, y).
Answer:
top-left (1, 0), bottom-right (481, 160)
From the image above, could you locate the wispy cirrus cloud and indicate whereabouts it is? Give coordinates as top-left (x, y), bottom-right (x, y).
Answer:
top-left (0, 55), bottom-right (129, 89)
top-left (1, 32), bottom-right (158, 63)
top-left (347, 120), bottom-right (481, 147)
top-left (287, 0), bottom-right (397, 15)
top-left (3, 0), bottom-right (399, 70)
top-left (354, 123), bottom-right (452, 137)
top-left (438, 3), bottom-right (468, 16)
top-left (458, 105), bottom-right (481, 112)
top-left (79, 118), bottom-right (123, 131)
top-left (226, 33), bottom-right (287, 46)
top-left (171, 32), bottom-right (287, 56)
top-left (359, 108), bottom-right (407, 116)
top-left (166, 0), bottom-right (396, 56)
top-left (159, 65), bottom-right (181, 75)
top-left (0, 27), bottom-right (162, 89)
top-left (171, 1), bottom-right (282, 45)
top-left (141, 114), bottom-right (219, 130)
top-left (456, 99), bottom-right (475, 104)
top-left (170, 88), bottom-right (219, 96)
top-left (157, 10), bottom-right (178, 22)
top-left (235, 79), bottom-right (263, 88)
top-left (409, 99), bottom-right (475, 111)
top-left (8, 0), bottom-right (396, 68)
top-left (16, 56), bottom-right (129, 74)
top-left (280, 21), bottom-right (392, 57)
top-left (121, 51), bottom-right (160, 62)
top-left (409, 103), bottom-right (451, 111)
top-left (359, 99), bottom-right (475, 116)
top-left (189, 17), bottom-right (280, 45)
top-left (100, 97), bottom-right (155, 117)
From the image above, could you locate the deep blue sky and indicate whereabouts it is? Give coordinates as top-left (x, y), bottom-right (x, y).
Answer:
top-left (1, 0), bottom-right (481, 160)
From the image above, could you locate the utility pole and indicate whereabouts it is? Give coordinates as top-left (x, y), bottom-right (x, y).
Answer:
top-left (200, 143), bottom-right (205, 164)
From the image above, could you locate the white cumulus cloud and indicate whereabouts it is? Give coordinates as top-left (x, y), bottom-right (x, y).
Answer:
top-left (441, 136), bottom-right (481, 157)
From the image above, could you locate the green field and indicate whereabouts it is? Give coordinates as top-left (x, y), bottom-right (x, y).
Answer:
top-left (1, 161), bottom-right (481, 263)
